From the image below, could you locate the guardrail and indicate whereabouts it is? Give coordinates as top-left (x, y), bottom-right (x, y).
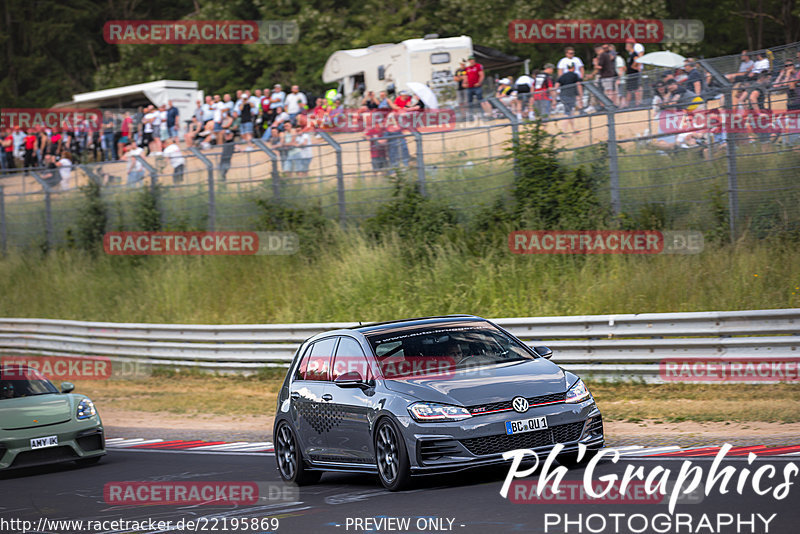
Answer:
top-left (0, 308), bottom-right (798, 382)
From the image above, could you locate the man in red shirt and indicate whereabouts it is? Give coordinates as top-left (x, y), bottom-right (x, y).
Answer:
top-left (23, 130), bottom-right (38, 168)
top-left (2, 129), bottom-right (15, 170)
top-left (464, 55), bottom-right (486, 118)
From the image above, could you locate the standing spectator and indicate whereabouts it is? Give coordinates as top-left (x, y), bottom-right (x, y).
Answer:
top-left (37, 127), bottom-right (48, 166)
top-left (454, 59), bottom-right (468, 116)
top-left (23, 130), bottom-right (38, 168)
top-left (56, 151), bottom-right (73, 189)
top-left (1, 129), bottom-right (13, 170)
top-left (238, 89), bottom-right (255, 149)
top-left (212, 95), bottom-right (226, 146)
top-left (102, 111), bottom-right (116, 161)
top-left (158, 104), bottom-right (169, 148)
top-left (132, 105), bottom-right (144, 146)
top-left (531, 64), bottom-right (555, 118)
top-left (282, 122), bottom-right (302, 176)
top-left (268, 126), bottom-right (285, 172)
top-left (295, 120), bottom-right (313, 178)
top-left (513, 73), bottom-right (534, 119)
top-left (285, 85), bottom-right (308, 122)
top-left (270, 84), bottom-right (286, 110)
top-left (166, 101), bottom-right (179, 139)
top-left (365, 123), bottom-right (387, 173)
top-left (610, 44), bottom-right (627, 105)
top-left (218, 131), bottom-right (236, 181)
top-left (558, 47), bottom-right (585, 79)
top-left (141, 105), bottom-right (160, 154)
top-left (596, 44), bottom-right (618, 105)
top-left (747, 72), bottom-right (772, 112)
top-left (163, 138), bottom-right (185, 183)
top-left (555, 63), bottom-right (583, 131)
top-left (384, 111), bottom-right (410, 169)
top-left (625, 39), bottom-right (645, 107)
top-left (118, 111), bottom-right (132, 160)
top-left (464, 55), bottom-right (486, 118)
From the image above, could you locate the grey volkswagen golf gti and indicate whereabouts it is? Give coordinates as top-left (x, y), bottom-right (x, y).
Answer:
top-left (273, 315), bottom-right (603, 490)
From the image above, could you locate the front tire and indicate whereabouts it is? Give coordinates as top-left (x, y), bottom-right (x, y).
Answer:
top-left (275, 421), bottom-right (321, 485)
top-left (374, 418), bottom-right (411, 491)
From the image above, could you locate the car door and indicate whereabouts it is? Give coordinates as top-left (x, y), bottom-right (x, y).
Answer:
top-left (289, 336), bottom-right (337, 461)
top-left (325, 336), bottom-right (376, 464)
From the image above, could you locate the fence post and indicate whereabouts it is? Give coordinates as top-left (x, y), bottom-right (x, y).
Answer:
top-left (0, 185), bottom-right (6, 254)
top-left (316, 131), bottom-right (346, 227)
top-left (701, 59), bottom-right (736, 242)
top-left (583, 83), bottom-right (620, 215)
top-left (30, 171), bottom-right (54, 250)
top-left (135, 155), bottom-right (165, 228)
top-left (188, 148), bottom-right (216, 231)
top-left (252, 139), bottom-right (281, 201)
top-left (488, 96), bottom-right (519, 177)
top-left (408, 129), bottom-right (427, 196)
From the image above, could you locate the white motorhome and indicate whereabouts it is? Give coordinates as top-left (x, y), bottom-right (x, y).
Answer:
top-left (322, 35), bottom-right (473, 106)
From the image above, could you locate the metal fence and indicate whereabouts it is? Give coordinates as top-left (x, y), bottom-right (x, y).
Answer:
top-left (1, 308), bottom-right (797, 382)
top-left (3, 45), bottom-right (800, 251)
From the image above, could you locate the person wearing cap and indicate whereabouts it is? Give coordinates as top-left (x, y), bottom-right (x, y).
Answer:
top-left (391, 90), bottom-right (413, 110)
top-left (454, 59), bottom-right (468, 116)
top-left (483, 77), bottom-right (514, 116)
top-left (464, 55), bottom-right (486, 118)
top-left (270, 84), bottom-right (286, 110)
top-left (530, 64), bottom-right (555, 119)
top-left (625, 39), bottom-right (645, 107)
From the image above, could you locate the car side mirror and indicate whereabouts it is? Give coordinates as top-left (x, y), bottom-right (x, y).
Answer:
top-left (61, 382), bottom-right (75, 393)
top-left (534, 346), bottom-right (553, 359)
top-left (334, 371), bottom-right (367, 388)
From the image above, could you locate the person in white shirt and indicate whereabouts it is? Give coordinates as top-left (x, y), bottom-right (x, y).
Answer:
top-left (293, 123), bottom-right (313, 177)
top-left (142, 105), bottom-right (160, 154)
top-left (557, 47), bottom-right (585, 79)
top-left (162, 138), bottom-right (185, 183)
top-left (751, 51), bottom-right (770, 76)
top-left (284, 85), bottom-right (308, 121)
top-left (125, 142), bottom-right (145, 185)
top-left (56, 151), bottom-right (72, 190)
top-left (270, 84), bottom-right (286, 110)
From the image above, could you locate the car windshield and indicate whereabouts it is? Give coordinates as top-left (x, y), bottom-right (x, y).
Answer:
top-left (366, 322), bottom-right (536, 377)
top-left (0, 367), bottom-right (59, 399)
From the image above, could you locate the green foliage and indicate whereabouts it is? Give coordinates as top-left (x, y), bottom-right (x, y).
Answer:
top-left (133, 184), bottom-right (162, 232)
top-left (75, 180), bottom-right (108, 253)
top-left (364, 175), bottom-right (458, 246)
top-left (253, 197), bottom-right (335, 257)
top-left (619, 202), bottom-right (668, 230)
top-left (705, 185), bottom-right (731, 245)
top-left (507, 121), bottom-right (609, 229)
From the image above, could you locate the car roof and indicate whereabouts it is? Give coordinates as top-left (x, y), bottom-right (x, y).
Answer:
top-left (352, 315), bottom-right (490, 336)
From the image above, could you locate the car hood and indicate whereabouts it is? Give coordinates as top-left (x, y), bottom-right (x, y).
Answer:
top-left (382, 358), bottom-right (567, 407)
top-left (0, 394), bottom-right (73, 430)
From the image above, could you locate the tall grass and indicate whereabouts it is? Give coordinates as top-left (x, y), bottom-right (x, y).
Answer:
top-left (0, 232), bottom-right (796, 323)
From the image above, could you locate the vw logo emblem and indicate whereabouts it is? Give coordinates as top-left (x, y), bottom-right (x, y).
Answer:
top-left (512, 396), bottom-right (529, 413)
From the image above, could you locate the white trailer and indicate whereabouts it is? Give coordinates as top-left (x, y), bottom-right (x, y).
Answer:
top-left (322, 35), bottom-right (473, 106)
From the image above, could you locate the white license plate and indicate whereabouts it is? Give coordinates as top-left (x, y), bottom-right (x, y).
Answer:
top-left (30, 435), bottom-right (58, 450)
top-left (505, 416), bottom-right (548, 435)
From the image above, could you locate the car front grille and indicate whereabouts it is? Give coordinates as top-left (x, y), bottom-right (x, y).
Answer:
top-left (11, 446), bottom-right (78, 468)
top-left (459, 421), bottom-right (585, 456)
top-left (467, 392), bottom-right (566, 415)
top-left (77, 433), bottom-right (104, 452)
top-left (418, 439), bottom-right (462, 463)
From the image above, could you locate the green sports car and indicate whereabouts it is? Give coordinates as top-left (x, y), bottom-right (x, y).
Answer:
top-left (0, 364), bottom-right (105, 470)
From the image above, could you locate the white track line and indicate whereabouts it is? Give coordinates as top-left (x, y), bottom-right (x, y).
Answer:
top-left (107, 439), bottom-right (165, 447)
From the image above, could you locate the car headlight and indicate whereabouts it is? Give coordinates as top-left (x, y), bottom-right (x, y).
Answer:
top-left (408, 402), bottom-right (472, 422)
top-left (77, 398), bottom-right (97, 420)
top-left (565, 379), bottom-right (591, 404)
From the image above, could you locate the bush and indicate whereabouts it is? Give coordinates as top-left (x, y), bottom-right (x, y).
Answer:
top-left (74, 180), bottom-right (108, 253)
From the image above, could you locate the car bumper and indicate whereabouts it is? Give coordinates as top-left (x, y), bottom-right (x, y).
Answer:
top-left (0, 417), bottom-right (105, 470)
top-left (395, 399), bottom-right (603, 475)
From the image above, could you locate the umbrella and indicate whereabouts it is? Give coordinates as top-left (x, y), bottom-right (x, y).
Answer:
top-left (638, 51), bottom-right (687, 68)
top-left (406, 82), bottom-right (439, 109)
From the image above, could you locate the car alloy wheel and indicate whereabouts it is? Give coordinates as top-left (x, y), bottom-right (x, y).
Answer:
top-left (275, 421), bottom-right (321, 485)
top-left (375, 419), bottom-right (411, 490)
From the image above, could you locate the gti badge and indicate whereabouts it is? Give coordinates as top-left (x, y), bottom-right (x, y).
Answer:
top-left (512, 396), bottom-right (529, 413)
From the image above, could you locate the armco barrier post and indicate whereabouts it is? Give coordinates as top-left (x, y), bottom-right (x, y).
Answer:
top-left (316, 131), bottom-right (347, 227)
top-left (135, 155), bottom-right (165, 229)
top-left (30, 171), bottom-right (54, 250)
top-left (252, 139), bottom-right (281, 201)
top-left (0, 185), bottom-right (6, 254)
top-left (701, 59), bottom-right (737, 242)
top-left (188, 148), bottom-right (216, 231)
top-left (583, 83), bottom-right (620, 216)
top-left (408, 129), bottom-right (427, 196)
